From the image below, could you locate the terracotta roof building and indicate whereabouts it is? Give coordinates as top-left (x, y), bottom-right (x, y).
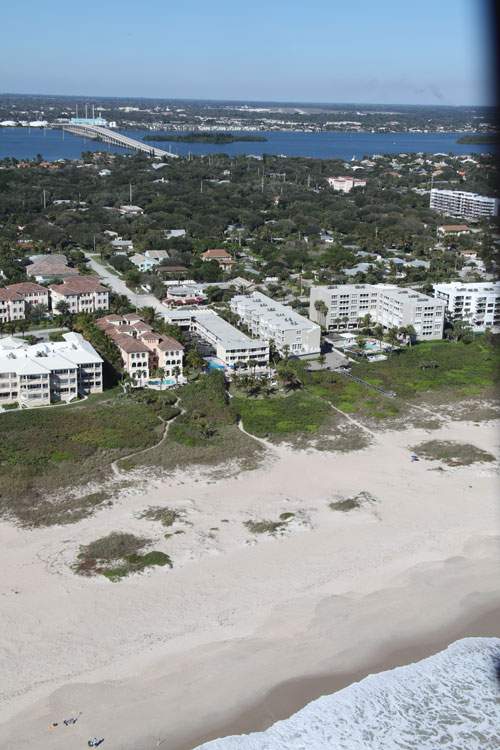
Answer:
top-left (0, 282), bottom-right (49, 323)
top-left (201, 248), bottom-right (235, 268)
top-left (50, 277), bottom-right (109, 315)
top-left (96, 314), bottom-right (183, 387)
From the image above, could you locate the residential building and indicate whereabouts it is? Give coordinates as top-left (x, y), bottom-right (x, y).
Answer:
top-left (96, 315), bottom-right (184, 385)
top-left (437, 224), bottom-right (471, 236)
top-left (0, 282), bottom-right (49, 323)
top-left (327, 176), bottom-right (367, 193)
top-left (50, 277), bottom-right (109, 315)
top-left (0, 288), bottom-right (25, 323)
top-left (430, 189), bottom-right (499, 220)
top-left (164, 229), bottom-right (186, 240)
top-left (129, 253), bottom-right (161, 272)
top-left (433, 281), bottom-right (500, 332)
top-left (26, 254), bottom-right (79, 283)
top-left (119, 205), bottom-right (144, 216)
top-left (201, 248), bottom-right (235, 269)
top-left (0, 332), bottom-right (103, 407)
top-left (163, 308), bottom-right (269, 369)
top-left (145, 250), bottom-right (169, 262)
top-left (309, 284), bottom-right (445, 340)
top-left (110, 238), bottom-right (134, 252)
top-left (230, 291), bottom-right (321, 357)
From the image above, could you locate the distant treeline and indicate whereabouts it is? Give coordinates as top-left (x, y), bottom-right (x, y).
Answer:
top-left (456, 134), bottom-right (499, 145)
top-left (143, 132), bottom-right (268, 144)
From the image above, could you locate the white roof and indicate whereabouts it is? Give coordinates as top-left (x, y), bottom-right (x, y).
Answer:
top-left (0, 332), bottom-right (102, 376)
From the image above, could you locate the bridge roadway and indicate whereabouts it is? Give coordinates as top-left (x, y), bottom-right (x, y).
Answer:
top-left (60, 123), bottom-right (178, 159)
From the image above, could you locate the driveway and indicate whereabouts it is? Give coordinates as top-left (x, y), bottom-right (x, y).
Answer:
top-left (85, 253), bottom-right (168, 314)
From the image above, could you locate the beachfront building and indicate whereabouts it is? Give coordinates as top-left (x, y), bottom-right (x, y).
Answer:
top-left (309, 284), bottom-right (445, 340)
top-left (0, 332), bottom-right (103, 407)
top-left (433, 281), bottom-right (500, 332)
top-left (97, 315), bottom-right (184, 386)
top-left (230, 291), bottom-right (321, 357)
top-left (50, 277), bottom-right (109, 315)
top-left (327, 176), bottom-right (367, 193)
top-left (163, 308), bottom-right (269, 369)
top-left (0, 282), bottom-right (49, 323)
top-left (430, 189), bottom-right (499, 221)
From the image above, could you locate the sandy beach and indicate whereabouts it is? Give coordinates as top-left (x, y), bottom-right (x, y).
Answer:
top-left (0, 416), bottom-right (499, 749)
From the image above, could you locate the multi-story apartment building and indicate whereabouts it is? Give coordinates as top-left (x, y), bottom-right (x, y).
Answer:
top-left (430, 189), bottom-right (499, 220)
top-left (433, 281), bottom-right (500, 332)
top-left (309, 284), bottom-right (445, 340)
top-left (97, 315), bottom-right (184, 385)
top-left (327, 176), bottom-right (367, 193)
top-left (0, 332), bottom-right (103, 407)
top-left (163, 308), bottom-right (269, 369)
top-left (0, 288), bottom-right (26, 323)
top-left (0, 282), bottom-right (49, 323)
top-left (230, 291), bottom-right (321, 357)
top-left (50, 277), bottom-right (109, 315)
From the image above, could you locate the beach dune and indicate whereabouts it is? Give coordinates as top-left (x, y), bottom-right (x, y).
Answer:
top-left (0, 419), bottom-right (498, 749)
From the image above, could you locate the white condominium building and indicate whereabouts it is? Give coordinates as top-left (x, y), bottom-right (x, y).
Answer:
top-left (230, 291), bottom-right (321, 357)
top-left (430, 189), bottom-right (499, 220)
top-left (327, 176), bottom-right (367, 193)
top-left (309, 284), bottom-right (445, 340)
top-left (163, 308), bottom-right (269, 368)
top-left (0, 332), bottom-right (103, 407)
top-left (433, 281), bottom-right (500, 332)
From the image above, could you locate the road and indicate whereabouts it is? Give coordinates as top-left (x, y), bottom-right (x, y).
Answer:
top-left (85, 253), bottom-right (168, 314)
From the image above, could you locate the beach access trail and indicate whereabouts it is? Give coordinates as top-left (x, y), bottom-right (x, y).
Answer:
top-left (0, 415), bottom-right (498, 750)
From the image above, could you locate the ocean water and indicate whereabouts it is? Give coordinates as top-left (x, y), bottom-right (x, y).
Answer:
top-left (0, 127), bottom-right (495, 161)
top-left (195, 638), bottom-right (500, 750)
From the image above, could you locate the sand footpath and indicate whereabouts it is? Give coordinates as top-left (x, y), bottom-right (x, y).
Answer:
top-left (0, 417), bottom-right (498, 749)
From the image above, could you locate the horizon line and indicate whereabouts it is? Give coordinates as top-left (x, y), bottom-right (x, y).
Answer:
top-left (0, 92), bottom-right (494, 109)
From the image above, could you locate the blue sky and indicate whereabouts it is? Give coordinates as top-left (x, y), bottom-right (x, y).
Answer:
top-left (0, 0), bottom-right (492, 105)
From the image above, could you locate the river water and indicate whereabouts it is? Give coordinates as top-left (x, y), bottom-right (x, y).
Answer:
top-left (0, 127), bottom-right (495, 161)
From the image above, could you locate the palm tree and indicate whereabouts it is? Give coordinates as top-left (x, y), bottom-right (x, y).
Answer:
top-left (121, 372), bottom-right (132, 394)
top-left (356, 334), bottom-right (366, 350)
top-left (55, 300), bottom-right (73, 329)
top-left (373, 323), bottom-right (385, 350)
top-left (385, 327), bottom-right (400, 348)
top-left (360, 313), bottom-right (372, 333)
top-left (314, 299), bottom-right (328, 328)
top-left (156, 366), bottom-right (165, 390)
top-left (140, 306), bottom-right (160, 327)
top-left (173, 365), bottom-right (181, 384)
top-left (277, 362), bottom-right (303, 391)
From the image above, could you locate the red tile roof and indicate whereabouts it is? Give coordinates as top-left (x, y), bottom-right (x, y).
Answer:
top-left (50, 277), bottom-right (108, 296)
top-left (6, 282), bottom-right (48, 296)
top-left (201, 248), bottom-right (232, 259)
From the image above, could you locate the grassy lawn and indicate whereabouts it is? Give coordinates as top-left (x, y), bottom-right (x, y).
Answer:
top-left (352, 339), bottom-right (499, 400)
top-left (0, 390), bottom-right (176, 524)
top-left (232, 389), bottom-right (331, 439)
top-left (1, 339), bottom-right (497, 527)
top-left (126, 371), bottom-right (264, 472)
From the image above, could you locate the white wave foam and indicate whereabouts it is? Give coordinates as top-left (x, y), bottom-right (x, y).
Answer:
top-left (195, 638), bottom-right (500, 749)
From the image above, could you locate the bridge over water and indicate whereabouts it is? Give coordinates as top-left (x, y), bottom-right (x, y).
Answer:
top-left (59, 123), bottom-right (178, 159)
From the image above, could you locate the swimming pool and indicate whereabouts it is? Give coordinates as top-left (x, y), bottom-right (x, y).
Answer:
top-left (148, 378), bottom-right (176, 387)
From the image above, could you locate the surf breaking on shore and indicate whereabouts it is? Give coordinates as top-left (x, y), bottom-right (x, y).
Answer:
top-left (195, 638), bottom-right (500, 749)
